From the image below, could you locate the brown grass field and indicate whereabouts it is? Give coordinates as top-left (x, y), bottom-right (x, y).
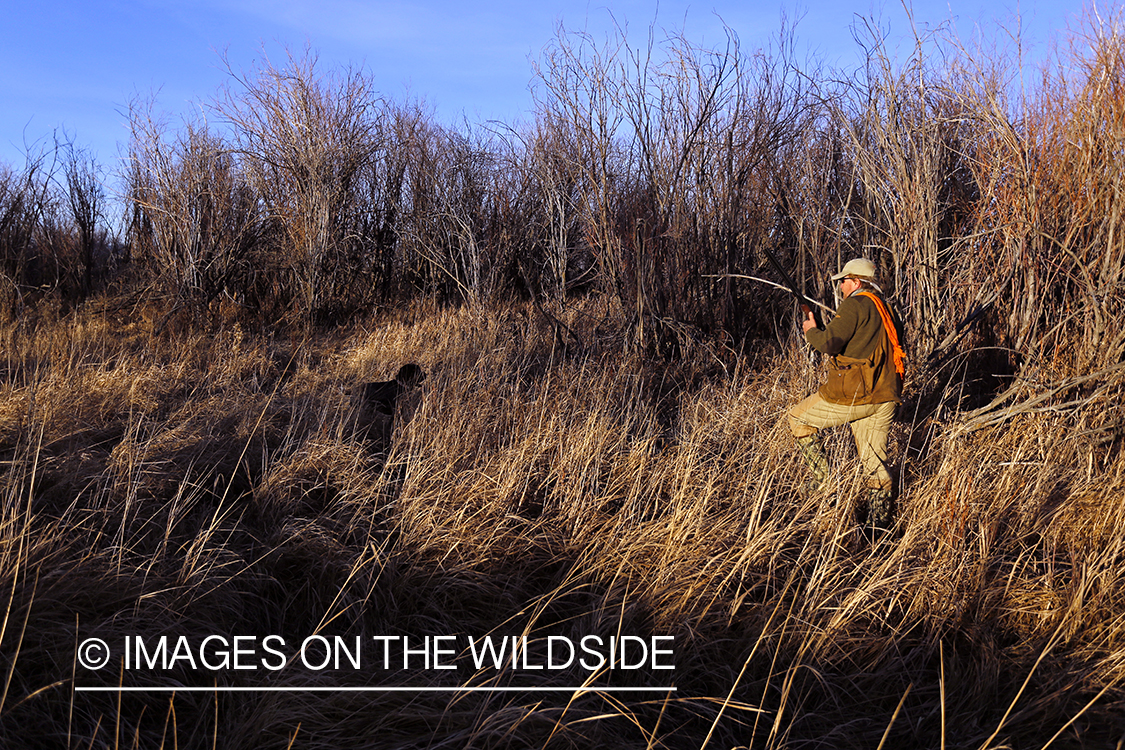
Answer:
top-left (1, 291), bottom-right (1124, 749)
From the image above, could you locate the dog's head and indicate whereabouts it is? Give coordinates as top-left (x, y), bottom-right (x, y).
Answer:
top-left (395, 363), bottom-right (425, 388)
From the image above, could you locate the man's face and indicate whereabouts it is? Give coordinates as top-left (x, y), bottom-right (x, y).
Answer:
top-left (840, 277), bottom-right (859, 297)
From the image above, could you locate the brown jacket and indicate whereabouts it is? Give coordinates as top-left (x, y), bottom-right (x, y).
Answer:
top-left (805, 290), bottom-right (904, 405)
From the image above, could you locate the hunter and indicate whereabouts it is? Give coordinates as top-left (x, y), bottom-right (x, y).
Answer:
top-left (788, 258), bottom-right (906, 536)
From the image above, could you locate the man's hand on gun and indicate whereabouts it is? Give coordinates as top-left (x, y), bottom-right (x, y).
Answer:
top-left (801, 307), bottom-right (818, 334)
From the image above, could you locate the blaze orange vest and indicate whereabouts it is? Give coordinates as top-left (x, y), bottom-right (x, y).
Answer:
top-left (856, 291), bottom-right (906, 379)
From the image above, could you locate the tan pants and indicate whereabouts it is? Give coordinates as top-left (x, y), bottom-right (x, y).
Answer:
top-left (788, 393), bottom-right (896, 490)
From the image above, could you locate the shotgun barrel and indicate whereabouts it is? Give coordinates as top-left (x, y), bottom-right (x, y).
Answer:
top-left (761, 246), bottom-right (825, 330)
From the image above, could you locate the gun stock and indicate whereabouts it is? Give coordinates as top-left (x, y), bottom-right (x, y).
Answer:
top-left (800, 303), bottom-right (824, 330)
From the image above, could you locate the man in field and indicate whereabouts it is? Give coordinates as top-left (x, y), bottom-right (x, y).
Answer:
top-left (788, 258), bottom-right (906, 538)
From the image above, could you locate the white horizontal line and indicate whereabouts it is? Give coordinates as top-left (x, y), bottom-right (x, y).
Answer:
top-left (75, 686), bottom-right (677, 693)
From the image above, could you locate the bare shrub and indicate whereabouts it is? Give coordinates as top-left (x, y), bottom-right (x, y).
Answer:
top-left (534, 23), bottom-right (631, 322)
top-left (0, 151), bottom-right (55, 316)
top-left (126, 102), bottom-right (262, 323)
top-left (627, 22), bottom-right (811, 347)
top-left (212, 48), bottom-right (383, 324)
top-left (827, 17), bottom-right (980, 360)
top-left (515, 118), bottom-right (588, 307)
top-left (348, 102), bottom-right (426, 301)
top-left (904, 6), bottom-right (1125, 438)
top-left (62, 141), bottom-right (109, 297)
top-left (415, 125), bottom-right (494, 304)
top-left (957, 10), bottom-right (1125, 371)
top-left (21, 137), bottom-right (115, 303)
top-left (534, 19), bottom-right (810, 353)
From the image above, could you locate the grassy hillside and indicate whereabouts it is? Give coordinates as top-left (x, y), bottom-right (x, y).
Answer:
top-left (1, 294), bottom-right (1123, 749)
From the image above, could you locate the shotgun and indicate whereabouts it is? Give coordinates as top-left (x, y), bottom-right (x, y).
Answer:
top-left (760, 245), bottom-right (825, 330)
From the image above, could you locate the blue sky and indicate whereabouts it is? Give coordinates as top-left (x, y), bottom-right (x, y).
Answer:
top-left (1, 0), bottom-right (1090, 185)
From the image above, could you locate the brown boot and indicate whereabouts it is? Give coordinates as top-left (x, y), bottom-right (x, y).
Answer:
top-left (863, 487), bottom-right (896, 542)
top-left (796, 435), bottom-right (832, 500)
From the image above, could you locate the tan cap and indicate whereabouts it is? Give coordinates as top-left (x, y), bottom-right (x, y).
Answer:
top-left (831, 258), bottom-right (876, 281)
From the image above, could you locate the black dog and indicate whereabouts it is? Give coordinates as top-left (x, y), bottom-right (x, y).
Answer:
top-left (349, 364), bottom-right (426, 451)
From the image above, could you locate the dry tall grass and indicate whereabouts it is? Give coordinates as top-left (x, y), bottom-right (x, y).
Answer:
top-left (1, 292), bottom-right (1124, 749)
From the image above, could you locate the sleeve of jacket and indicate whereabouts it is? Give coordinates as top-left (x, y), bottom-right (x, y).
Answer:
top-left (805, 296), bottom-right (860, 356)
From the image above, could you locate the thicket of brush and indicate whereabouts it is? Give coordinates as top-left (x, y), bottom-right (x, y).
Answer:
top-left (3, 7), bottom-right (1125, 749)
